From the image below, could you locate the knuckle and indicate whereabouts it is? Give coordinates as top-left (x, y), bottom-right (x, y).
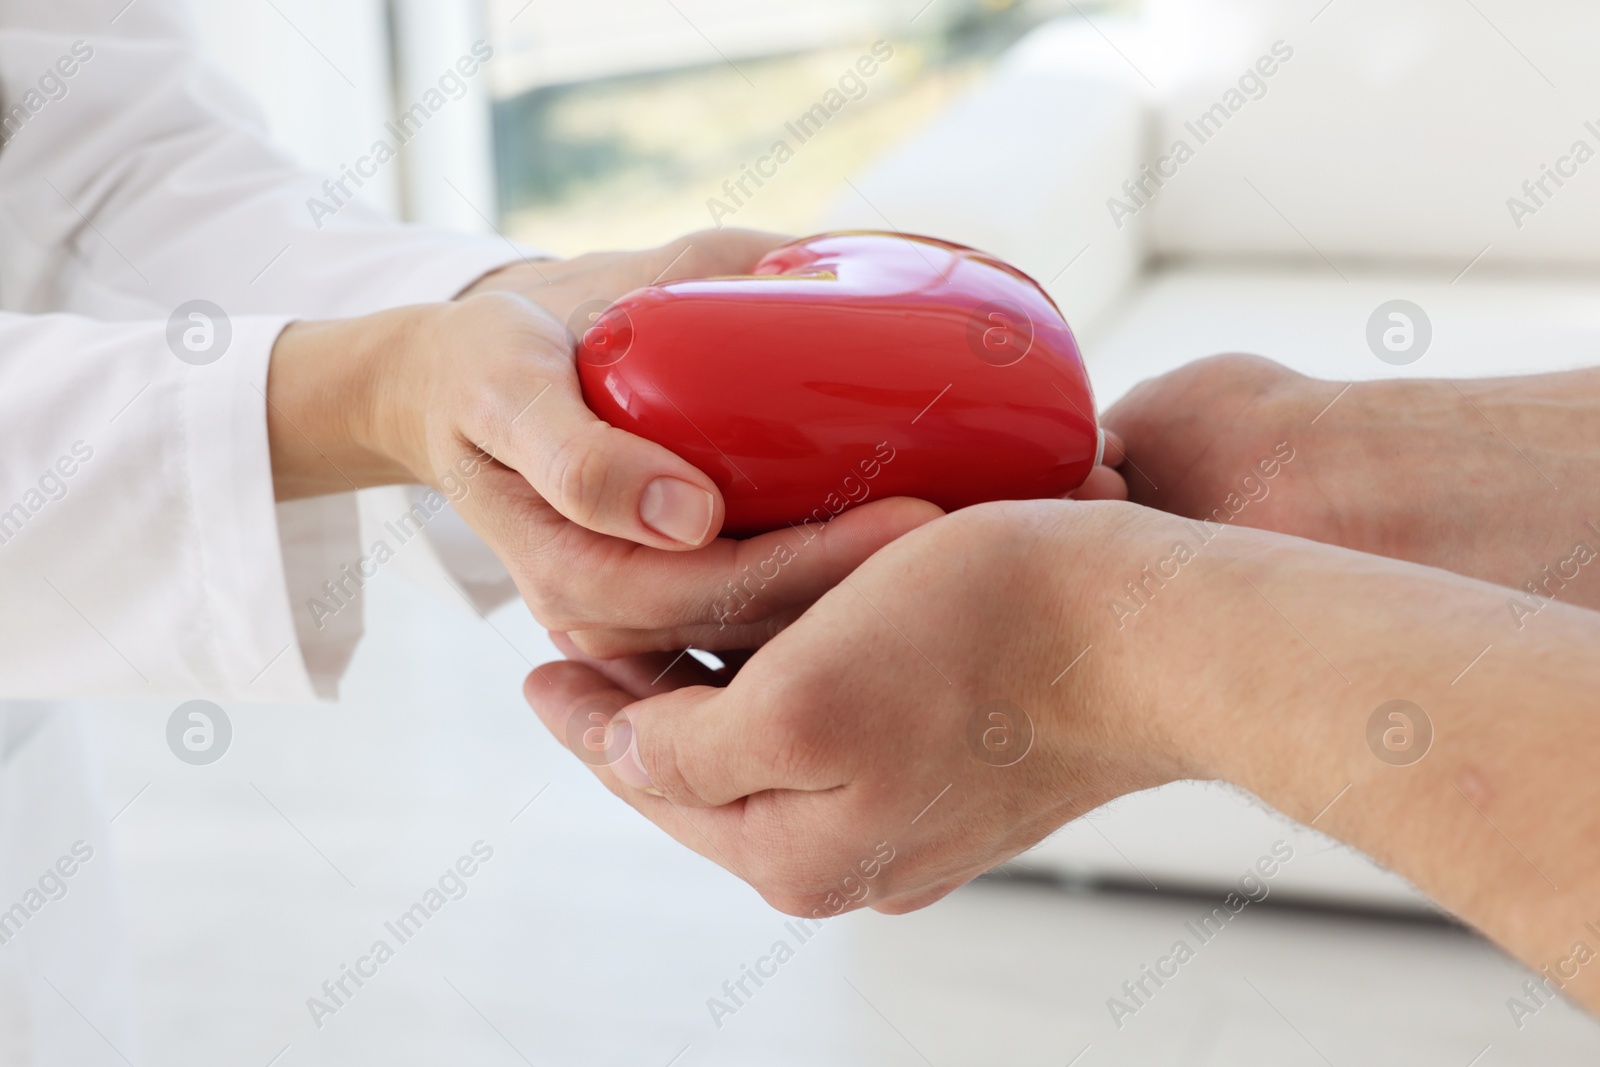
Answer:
top-left (759, 889), bottom-right (830, 920)
top-left (753, 866), bottom-right (851, 921)
top-left (1194, 351), bottom-right (1285, 389)
top-left (755, 607), bottom-right (802, 647)
top-left (643, 729), bottom-right (706, 806)
top-left (564, 628), bottom-right (631, 659)
top-left (745, 848), bottom-right (831, 917)
top-left (541, 424), bottom-right (619, 527)
top-left (531, 603), bottom-right (584, 634)
top-left (519, 580), bottom-right (573, 630)
top-left (514, 549), bottom-right (589, 630)
top-left (737, 800), bottom-right (864, 918)
top-left (1200, 351), bottom-right (1269, 372)
top-left (461, 374), bottom-right (512, 439)
top-left (469, 289), bottom-right (569, 344)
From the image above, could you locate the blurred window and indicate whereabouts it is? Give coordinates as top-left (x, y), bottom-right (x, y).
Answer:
top-left (484, 0), bottom-right (1102, 253)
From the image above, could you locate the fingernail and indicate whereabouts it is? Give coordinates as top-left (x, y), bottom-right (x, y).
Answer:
top-left (641, 477), bottom-right (714, 545)
top-left (608, 714), bottom-right (655, 791)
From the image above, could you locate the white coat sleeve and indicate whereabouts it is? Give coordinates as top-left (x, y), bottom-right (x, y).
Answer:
top-left (0, 310), bottom-right (319, 702)
top-left (0, 1), bottom-right (535, 697)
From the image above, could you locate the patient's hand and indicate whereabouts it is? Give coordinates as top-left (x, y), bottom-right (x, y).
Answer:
top-left (526, 496), bottom-right (1600, 1022)
top-left (1104, 354), bottom-right (1600, 609)
top-left (525, 500), bottom-right (1188, 916)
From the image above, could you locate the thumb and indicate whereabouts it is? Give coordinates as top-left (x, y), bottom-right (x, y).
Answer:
top-left (525, 657), bottom-right (838, 809)
top-left (457, 294), bottom-right (725, 549)
top-left (626, 668), bottom-right (846, 809)
top-left (524, 662), bottom-right (754, 876)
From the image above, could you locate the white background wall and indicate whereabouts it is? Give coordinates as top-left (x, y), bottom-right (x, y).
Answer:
top-left (185, 0), bottom-right (498, 231)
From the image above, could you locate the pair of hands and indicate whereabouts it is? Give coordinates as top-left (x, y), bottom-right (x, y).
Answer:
top-left (266, 228), bottom-right (1140, 917)
top-left (268, 231), bottom-right (1600, 921)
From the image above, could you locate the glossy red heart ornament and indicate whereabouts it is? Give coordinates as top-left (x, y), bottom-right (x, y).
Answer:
top-left (578, 232), bottom-right (1101, 537)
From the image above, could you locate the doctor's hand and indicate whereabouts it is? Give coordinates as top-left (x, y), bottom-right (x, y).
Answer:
top-left (266, 270), bottom-right (940, 649)
top-left (524, 500), bottom-right (1191, 917)
top-left (1104, 354), bottom-right (1600, 609)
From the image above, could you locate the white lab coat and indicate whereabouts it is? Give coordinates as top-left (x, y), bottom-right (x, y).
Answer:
top-left (0, 0), bottom-right (527, 703)
top-left (0, 1), bottom-right (529, 1061)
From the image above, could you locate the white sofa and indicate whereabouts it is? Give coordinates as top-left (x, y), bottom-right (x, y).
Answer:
top-left (824, 0), bottom-right (1600, 910)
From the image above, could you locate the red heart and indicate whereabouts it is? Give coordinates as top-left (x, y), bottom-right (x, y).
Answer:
top-left (578, 232), bottom-right (1101, 537)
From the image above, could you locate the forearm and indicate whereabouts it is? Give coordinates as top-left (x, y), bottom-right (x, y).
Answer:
top-left (1344, 367), bottom-right (1600, 604)
top-left (1108, 357), bottom-right (1600, 616)
top-left (1152, 525), bottom-right (1600, 1008)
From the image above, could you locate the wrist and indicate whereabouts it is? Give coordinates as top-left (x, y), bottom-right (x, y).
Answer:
top-left (1031, 502), bottom-right (1231, 796)
top-left (266, 305), bottom-right (434, 500)
top-left (1049, 506), bottom-right (1369, 794)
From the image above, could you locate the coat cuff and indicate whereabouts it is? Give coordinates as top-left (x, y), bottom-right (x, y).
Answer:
top-left (184, 316), bottom-right (324, 701)
top-left (272, 243), bottom-right (541, 699)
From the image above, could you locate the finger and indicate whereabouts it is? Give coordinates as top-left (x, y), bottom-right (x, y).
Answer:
top-left (1068, 464), bottom-right (1129, 501)
top-left (524, 663), bottom-right (756, 869)
top-left (520, 495), bottom-right (944, 633)
top-left (527, 661), bottom-right (815, 811)
top-left (658, 229), bottom-right (793, 280)
top-left (555, 629), bottom-right (755, 684)
top-left (454, 294), bottom-right (726, 550)
top-left (549, 631), bottom-right (733, 696)
top-left (565, 604), bottom-right (807, 659)
top-left (871, 874), bottom-right (975, 916)
top-left (1101, 429), bottom-right (1126, 468)
top-left (688, 497), bottom-right (944, 634)
top-left (624, 666), bottom-right (853, 809)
